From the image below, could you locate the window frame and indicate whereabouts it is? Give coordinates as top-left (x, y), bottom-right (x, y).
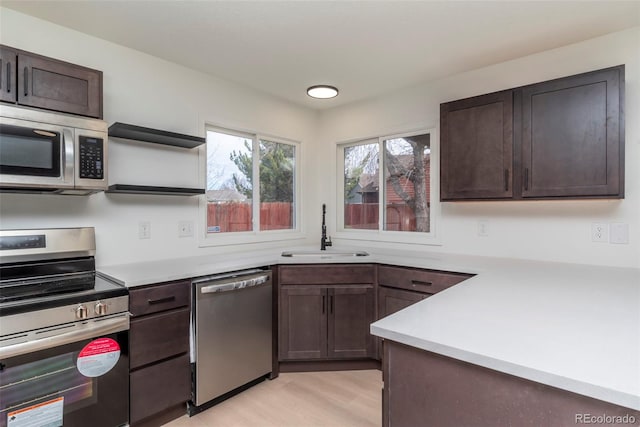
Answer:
top-left (335, 127), bottom-right (441, 246)
top-left (199, 124), bottom-right (303, 247)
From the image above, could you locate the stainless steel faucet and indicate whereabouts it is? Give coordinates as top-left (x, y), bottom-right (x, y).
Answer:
top-left (321, 204), bottom-right (332, 250)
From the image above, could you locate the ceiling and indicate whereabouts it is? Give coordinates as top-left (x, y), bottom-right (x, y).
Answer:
top-left (2, 1), bottom-right (639, 110)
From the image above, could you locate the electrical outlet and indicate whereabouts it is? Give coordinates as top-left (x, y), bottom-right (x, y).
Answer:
top-left (477, 220), bottom-right (489, 237)
top-left (178, 220), bottom-right (194, 238)
top-left (591, 223), bottom-right (608, 243)
top-left (138, 221), bottom-right (151, 239)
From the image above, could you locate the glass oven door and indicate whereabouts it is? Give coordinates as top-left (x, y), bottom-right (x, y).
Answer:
top-left (0, 319), bottom-right (129, 427)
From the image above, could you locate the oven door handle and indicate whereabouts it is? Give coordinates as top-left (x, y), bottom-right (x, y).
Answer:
top-left (0, 314), bottom-right (129, 360)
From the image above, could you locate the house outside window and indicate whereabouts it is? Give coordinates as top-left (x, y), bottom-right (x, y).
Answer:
top-left (338, 129), bottom-right (438, 242)
top-left (203, 126), bottom-right (299, 242)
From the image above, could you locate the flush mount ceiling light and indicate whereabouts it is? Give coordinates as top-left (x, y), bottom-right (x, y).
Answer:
top-left (307, 85), bottom-right (339, 99)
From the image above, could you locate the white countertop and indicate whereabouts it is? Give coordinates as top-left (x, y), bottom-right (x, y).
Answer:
top-left (97, 247), bottom-right (640, 410)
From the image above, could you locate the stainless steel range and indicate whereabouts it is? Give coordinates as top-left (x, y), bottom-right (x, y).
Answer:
top-left (0, 228), bottom-right (129, 427)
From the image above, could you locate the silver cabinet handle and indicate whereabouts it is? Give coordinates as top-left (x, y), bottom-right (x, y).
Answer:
top-left (0, 314), bottom-right (129, 359)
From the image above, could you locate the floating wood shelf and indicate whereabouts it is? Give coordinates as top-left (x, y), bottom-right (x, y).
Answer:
top-left (106, 185), bottom-right (205, 196)
top-left (108, 122), bottom-right (205, 149)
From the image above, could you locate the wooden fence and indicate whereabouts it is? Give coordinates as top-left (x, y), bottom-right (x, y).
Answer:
top-left (344, 203), bottom-right (417, 231)
top-left (207, 202), bottom-right (292, 232)
top-left (207, 202), bottom-right (418, 232)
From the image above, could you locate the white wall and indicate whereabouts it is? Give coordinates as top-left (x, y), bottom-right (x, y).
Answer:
top-left (0, 8), bottom-right (319, 266)
top-left (1, 8), bottom-right (638, 269)
top-left (319, 27), bottom-right (640, 268)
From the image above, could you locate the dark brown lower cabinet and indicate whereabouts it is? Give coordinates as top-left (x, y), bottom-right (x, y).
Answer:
top-left (383, 341), bottom-right (639, 427)
top-left (129, 280), bottom-right (191, 426)
top-left (378, 286), bottom-right (429, 319)
top-left (279, 285), bottom-right (375, 361)
top-left (279, 286), bottom-right (327, 360)
top-left (376, 266), bottom-right (472, 359)
top-left (130, 354), bottom-right (191, 425)
top-left (328, 286), bottom-right (375, 358)
top-left (130, 307), bottom-right (190, 369)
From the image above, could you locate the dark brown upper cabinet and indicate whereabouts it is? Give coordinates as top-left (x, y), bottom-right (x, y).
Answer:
top-left (440, 65), bottom-right (624, 201)
top-left (520, 67), bottom-right (623, 198)
top-left (441, 90), bottom-right (513, 200)
top-left (0, 46), bottom-right (17, 104)
top-left (1, 45), bottom-right (103, 118)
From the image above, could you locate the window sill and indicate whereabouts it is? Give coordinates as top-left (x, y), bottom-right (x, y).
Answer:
top-left (198, 230), bottom-right (307, 248)
top-left (333, 230), bottom-right (442, 246)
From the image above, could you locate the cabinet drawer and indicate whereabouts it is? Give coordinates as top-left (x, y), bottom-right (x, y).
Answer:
top-left (378, 265), bottom-right (470, 294)
top-left (279, 264), bottom-right (375, 285)
top-left (129, 280), bottom-right (190, 316)
top-left (130, 354), bottom-right (191, 424)
top-left (130, 307), bottom-right (190, 369)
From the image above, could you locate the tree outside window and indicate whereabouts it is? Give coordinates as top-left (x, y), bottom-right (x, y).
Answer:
top-left (206, 128), bottom-right (297, 233)
top-left (341, 131), bottom-right (431, 233)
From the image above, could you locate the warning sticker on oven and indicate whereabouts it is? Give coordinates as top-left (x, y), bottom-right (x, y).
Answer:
top-left (76, 337), bottom-right (120, 377)
top-left (7, 396), bottom-right (63, 427)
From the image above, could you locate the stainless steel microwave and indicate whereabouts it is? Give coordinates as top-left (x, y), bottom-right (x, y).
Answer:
top-left (0, 105), bottom-right (108, 195)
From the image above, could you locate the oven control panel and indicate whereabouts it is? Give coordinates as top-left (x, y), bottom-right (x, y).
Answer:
top-left (0, 295), bottom-right (129, 341)
top-left (0, 234), bottom-right (46, 250)
top-left (75, 302), bottom-right (109, 319)
top-left (78, 136), bottom-right (104, 180)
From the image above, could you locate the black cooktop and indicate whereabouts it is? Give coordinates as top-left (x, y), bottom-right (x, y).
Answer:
top-left (0, 275), bottom-right (127, 317)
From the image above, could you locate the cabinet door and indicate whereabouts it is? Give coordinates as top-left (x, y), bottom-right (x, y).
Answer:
top-left (18, 52), bottom-right (102, 118)
top-left (279, 286), bottom-right (327, 360)
top-left (521, 66), bottom-right (623, 198)
top-left (441, 90), bottom-right (513, 200)
top-left (378, 286), bottom-right (429, 320)
top-left (130, 354), bottom-right (191, 425)
top-left (0, 47), bottom-right (17, 103)
top-left (327, 286), bottom-right (375, 359)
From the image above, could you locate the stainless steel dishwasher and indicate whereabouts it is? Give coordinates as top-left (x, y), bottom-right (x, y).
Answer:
top-left (190, 269), bottom-right (272, 411)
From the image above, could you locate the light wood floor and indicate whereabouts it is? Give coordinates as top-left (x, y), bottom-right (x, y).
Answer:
top-left (163, 370), bottom-right (382, 427)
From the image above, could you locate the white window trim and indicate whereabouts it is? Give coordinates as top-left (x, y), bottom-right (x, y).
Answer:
top-left (198, 124), bottom-right (304, 247)
top-left (334, 127), bottom-right (442, 246)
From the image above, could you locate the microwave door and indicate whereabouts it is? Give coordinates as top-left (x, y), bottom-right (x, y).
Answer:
top-left (0, 122), bottom-right (74, 190)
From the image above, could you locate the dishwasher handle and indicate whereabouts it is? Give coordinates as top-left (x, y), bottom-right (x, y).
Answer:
top-left (200, 274), bottom-right (270, 294)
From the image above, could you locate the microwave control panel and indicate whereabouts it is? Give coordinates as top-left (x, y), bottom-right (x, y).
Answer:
top-left (79, 136), bottom-right (104, 180)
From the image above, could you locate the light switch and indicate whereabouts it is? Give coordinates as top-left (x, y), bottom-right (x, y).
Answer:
top-left (179, 220), bottom-right (194, 238)
top-left (138, 221), bottom-right (151, 239)
top-left (610, 223), bottom-right (629, 244)
top-left (477, 220), bottom-right (489, 237)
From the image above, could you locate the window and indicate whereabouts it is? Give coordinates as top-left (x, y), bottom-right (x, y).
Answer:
top-left (339, 130), bottom-right (435, 238)
top-left (205, 126), bottom-right (298, 236)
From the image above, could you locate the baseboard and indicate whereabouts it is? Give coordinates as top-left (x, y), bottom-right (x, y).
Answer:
top-left (279, 359), bottom-right (381, 372)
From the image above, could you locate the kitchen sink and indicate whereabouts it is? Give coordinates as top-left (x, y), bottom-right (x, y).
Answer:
top-left (281, 250), bottom-right (369, 258)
